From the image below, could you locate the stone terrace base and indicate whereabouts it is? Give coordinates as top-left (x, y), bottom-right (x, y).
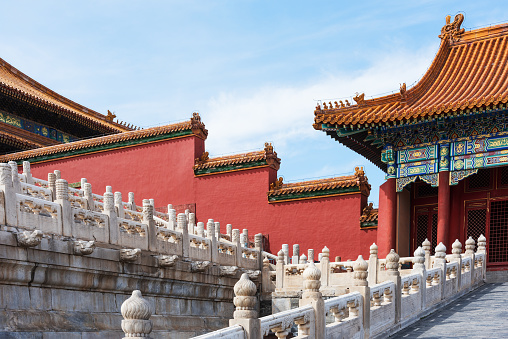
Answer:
top-left (391, 283), bottom-right (508, 338)
top-left (486, 269), bottom-right (508, 283)
top-left (0, 225), bottom-right (240, 339)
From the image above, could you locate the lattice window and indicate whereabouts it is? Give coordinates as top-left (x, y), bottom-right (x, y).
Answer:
top-left (489, 200), bottom-right (508, 263)
top-left (499, 166), bottom-right (508, 187)
top-left (416, 184), bottom-right (438, 198)
top-left (416, 214), bottom-right (428, 250)
top-left (431, 213), bottom-right (438, 255)
top-left (467, 208), bottom-right (487, 244)
top-left (467, 168), bottom-right (491, 191)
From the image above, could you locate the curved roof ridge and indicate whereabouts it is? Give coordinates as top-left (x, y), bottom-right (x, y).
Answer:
top-left (314, 15), bottom-right (508, 128)
top-left (0, 118), bottom-right (200, 163)
top-left (0, 57), bottom-right (132, 132)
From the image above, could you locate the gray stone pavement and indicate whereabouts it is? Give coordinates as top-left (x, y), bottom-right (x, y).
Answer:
top-left (391, 283), bottom-right (508, 339)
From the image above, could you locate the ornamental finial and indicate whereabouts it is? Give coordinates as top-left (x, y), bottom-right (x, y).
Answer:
top-left (438, 13), bottom-right (465, 42)
top-left (121, 290), bottom-right (152, 338)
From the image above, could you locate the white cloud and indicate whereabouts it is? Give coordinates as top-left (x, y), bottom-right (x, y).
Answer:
top-left (203, 44), bottom-right (439, 156)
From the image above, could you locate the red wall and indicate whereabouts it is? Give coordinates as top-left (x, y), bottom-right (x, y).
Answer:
top-left (27, 135), bottom-right (377, 260)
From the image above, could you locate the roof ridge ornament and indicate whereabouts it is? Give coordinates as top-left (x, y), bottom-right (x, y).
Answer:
top-left (400, 83), bottom-right (407, 101)
top-left (438, 13), bottom-right (465, 43)
top-left (269, 177), bottom-right (283, 190)
top-left (353, 92), bottom-right (365, 106)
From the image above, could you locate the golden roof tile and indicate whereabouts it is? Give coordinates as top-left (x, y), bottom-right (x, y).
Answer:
top-left (0, 115), bottom-right (207, 163)
top-left (314, 17), bottom-right (508, 128)
top-left (0, 57), bottom-right (133, 133)
top-left (194, 142), bottom-right (281, 172)
top-left (360, 203), bottom-right (378, 223)
top-left (268, 166), bottom-right (370, 198)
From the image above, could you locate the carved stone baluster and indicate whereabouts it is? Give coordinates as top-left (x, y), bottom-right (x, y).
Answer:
top-left (229, 273), bottom-right (260, 338)
top-left (299, 254), bottom-right (308, 264)
top-left (465, 237), bottom-right (475, 255)
top-left (477, 235), bottom-right (486, 253)
top-left (422, 238), bottom-right (431, 268)
top-left (121, 290), bottom-right (152, 339)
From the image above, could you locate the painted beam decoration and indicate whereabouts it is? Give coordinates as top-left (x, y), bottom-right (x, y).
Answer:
top-left (383, 130), bottom-right (508, 191)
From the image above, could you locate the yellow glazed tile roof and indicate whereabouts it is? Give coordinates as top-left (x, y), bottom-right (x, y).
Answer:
top-left (0, 57), bottom-right (133, 133)
top-left (314, 16), bottom-right (508, 129)
top-left (0, 113), bottom-right (207, 163)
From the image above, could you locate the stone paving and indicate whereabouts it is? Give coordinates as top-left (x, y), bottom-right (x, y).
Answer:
top-left (391, 283), bottom-right (508, 338)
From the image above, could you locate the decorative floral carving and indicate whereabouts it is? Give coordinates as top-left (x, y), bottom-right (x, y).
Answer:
top-left (303, 261), bottom-right (321, 292)
top-left (74, 240), bottom-right (95, 256)
top-left (17, 230), bottom-right (43, 248)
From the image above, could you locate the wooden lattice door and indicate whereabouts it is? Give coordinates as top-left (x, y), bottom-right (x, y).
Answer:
top-left (489, 199), bottom-right (508, 265)
top-left (414, 205), bottom-right (438, 254)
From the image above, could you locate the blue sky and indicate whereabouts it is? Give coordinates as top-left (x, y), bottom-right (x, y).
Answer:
top-left (2, 1), bottom-right (508, 205)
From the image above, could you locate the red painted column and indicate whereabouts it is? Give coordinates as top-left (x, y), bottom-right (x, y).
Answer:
top-left (377, 178), bottom-right (397, 257)
top-left (437, 171), bottom-right (450, 249)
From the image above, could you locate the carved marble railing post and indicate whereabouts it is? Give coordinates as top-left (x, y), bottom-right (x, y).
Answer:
top-left (242, 229), bottom-right (249, 247)
top-left (226, 224), bottom-right (232, 239)
top-left (262, 257), bottom-right (272, 294)
top-left (215, 222), bottom-right (221, 239)
top-left (142, 199), bottom-right (157, 252)
top-left (422, 238), bottom-right (431, 269)
top-left (128, 192), bottom-right (136, 211)
top-left (385, 249), bottom-right (401, 323)
top-left (0, 163), bottom-right (16, 226)
top-left (368, 243), bottom-right (378, 286)
top-left (197, 222), bottom-right (205, 238)
top-left (292, 244), bottom-right (300, 265)
top-left (477, 235), bottom-right (486, 280)
top-left (351, 255), bottom-right (369, 338)
top-left (282, 244), bottom-right (289, 264)
top-left (121, 290), bottom-right (153, 339)
top-left (54, 169), bottom-right (61, 180)
top-left (413, 246), bottom-right (426, 311)
top-left (451, 239), bottom-right (462, 291)
top-left (83, 183), bottom-right (93, 210)
top-left (178, 213), bottom-right (189, 258)
top-left (188, 213), bottom-right (196, 235)
top-left (48, 172), bottom-right (56, 201)
top-left (255, 233), bottom-right (263, 269)
top-left (320, 246), bottom-right (330, 287)
top-left (299, 261), bottom-right (324, 338)
top-left (168, 208), bottom-right (176, 230)
top-left (56, 179), bottom-right (71, 236)
top-left (114, 191), bottom-right (125, 218)
top-left (465, 237), bottom-right (476, 285)
top-left (233, 229), bottom-right (241, 265)
top-left (80, 177), bottom-right (87, 190)
top-left (229, 273), bottom-right (261, 339)
top-left (8, 161), bottom-right (21, 193)
top-left (22, 161), bottom-right (33, 185)
top-left (207, 220), bottom-right (218, 263)
top-left (299, 254), bottom-right (307, 264)
top-left (104, 189), bottom-right (118, 245)
top-left (275, 249), bottom-right (284, 290)
top-left (308, 249), bottom-right (315, 263)
top-left (433, 242), bottom-right (447, 300)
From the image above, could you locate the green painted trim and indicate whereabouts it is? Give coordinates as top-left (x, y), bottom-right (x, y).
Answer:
top-left (360, 221), bottom-right (378, 228)
top-left (69, 182), bottom-right (81, 188)
top-left (194, 160), bottom-right (268, 175)
top-left (14, 129), bottom-right (193, 164)
top-left (268, 186), bottom-right (360, 202)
